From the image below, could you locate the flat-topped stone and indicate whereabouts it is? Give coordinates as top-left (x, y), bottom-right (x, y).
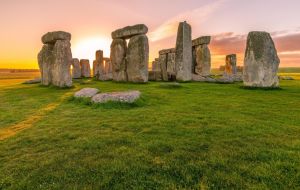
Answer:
top-left (192, 36), bottom-right (211, 47)
top-left (112, 24), bottom-right (148, 39)
top-left (92, 91), bottom-right (141, 103)
top-left (42, 31), bottom-right (71, 44)
top-left (74, 88), bottom-right (99, 98)
top-left (159, 48), bottom-right (176, 55)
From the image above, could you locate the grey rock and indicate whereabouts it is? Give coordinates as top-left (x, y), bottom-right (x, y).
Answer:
top-left (110, 39), bottom-right (127, 81)
top-left (159, 54), bottom-right (168, 81)
top-left (243, 31), bottom-right (280, 87)
top-left (148, 71), bottom-right (162, 81)
top-left (225, 54), bottom-right (237, 76)
top-left (192, 74), bottom-right (216, 82)
top-left (42, 31), bottom-right (71, 44)
top-left (92, 91), bottom-right (141, 103)
top-left (192, 36), bottom-right (211, 47)
top-left (72, 58), bottom-right (81, 79)
top-left (94, 50), bottom-right (106, 80)
top-left (74, 88), bottom-right (99, 98)
top-left (175, 21), bottom-right (192, 81)
top-left (80, 59), bottom-right (91, 78)
top-left (126, 34), bottom-right (149, 83)
top-left (167, 52), bottom-right (176, 75)
top-left (195, 44), bottom-right (211, 76)
top-left (159, 48), bottom-right (175, 55)
top-left (38, 39), bottom-right (72, 87)
top-left (112, 24), bottom-right (148, 39)
top-left (23, 78), bottom-right (41, 84)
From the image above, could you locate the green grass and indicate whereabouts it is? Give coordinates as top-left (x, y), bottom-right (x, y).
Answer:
top-left (0, 75), bottom-right (300, 189)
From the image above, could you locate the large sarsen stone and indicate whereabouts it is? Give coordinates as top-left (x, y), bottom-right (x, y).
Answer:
top-left (112, 24), bottom-right (148, 39)
top-left (243, 31), bottom-right (280, 87)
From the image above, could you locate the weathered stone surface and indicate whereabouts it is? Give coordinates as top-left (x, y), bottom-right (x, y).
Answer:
top-left (42, 31), bottom-right (71, 44)
top-left (38, 44), bottom-right (53, 86)
top-left (112, 24), bottom-right (148, 39)
top-left (192, 74), bottom-right (216, 83)
top-left (74, 88), bottom-right (99, 98)
top-left (167, 52), bottom-right (176, 75)
top-left (280, 76), bottom-right (294, 80)
top-left (192, 36), bottom-right (211, 47)
top-left (159, 48), bottom-right (175, 55)
top-left (148, 71), bottom-right (162, 81)
top-left (126, 34), bottom-right (149, 83)
top-left (195, 44), bottom-right (211, 76)
top-left (175, 21), bottom-right (192, 81)
top-left (225, 54), bottom-right (237, 76)
top-left (159, 54), bottom-right (168, 81)
top-left (38, 41), bottom-right (72, 87)
top-left (92, 91), bottom-right (141, 103)
top-left (94, 50), bottom-right (107, 80)
top-left (72, 58), bottom-right (81, 78)
top-left (243, 31), bottom-right (280, 87)
top-left (80, 59), bottom-right (91, 78)
top-left (23, 78), bottom-right (41, 84)
top-left (110, 39), bottom-right (127, 81)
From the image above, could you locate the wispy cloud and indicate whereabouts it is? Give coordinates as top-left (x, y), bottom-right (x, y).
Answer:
top-left (148, 0), bottom-right (227, 42)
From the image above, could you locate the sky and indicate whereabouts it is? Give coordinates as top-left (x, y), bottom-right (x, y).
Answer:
top-left (0, 0), bottom-right (299, 69)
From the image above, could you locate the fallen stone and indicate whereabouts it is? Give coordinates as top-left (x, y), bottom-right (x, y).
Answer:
top-left (80, 59), bottom-right (91, 78)
top-left (280, 76), bottom-right (294, 80)
top-left (175, 21), bottom-right (192, 81)
top-left (23, 78), bottom-right (41, 84)
top-left (42, 31), bottom-right (71, 44)
top-left (192, 74), bottom-right (216, 82)
top-left (126, 34), bottom-right (149, 83)
top-left (72, 58), bottom-right (81, 79)
top-left (92, 91), bottom-right (141, 103)
top-left (192, 36), bottom-right (211, 47)
top-left (74, 88), bottom-right (99, 98)
top-left (112, 24), bottom-right (148, 39)
top-left (243, 31), bottom-right (280, 87)
top-left (110, 39), bottom-right (127, 81)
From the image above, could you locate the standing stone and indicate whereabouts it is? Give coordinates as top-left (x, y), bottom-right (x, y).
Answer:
top-left (175, 21), bottom-right (192, 81)
top-left (38, 31), bottom-right (72, 88)
top-left (159, 53), bottom-right (168, 81)
top-left (167, 51), bottom-right (176, 76)
top-left (80, 59), bottom-right (91, 78)
top-left (110, 39), bottom-right (127, 81)
top-left (243, 31), bottom-right (280, 87)
top-left (93, 60), bottom-right (99, 78)
top-left (152, 58), bottom-right (159, 71)
top-left (225, 54), bottom-right (237, 76)
top-left (195, 44), bottom-right (211, 76)
top-left (126, 34), bottom-right (149, 82)
top-left (72, 58), bottom-right (81, 79)
top-left (94, 50), bottom-right (106, 80)
top-left (38, 44), bottom-right (53, 86)
top-left (104, 58), bottom-right (113, 80)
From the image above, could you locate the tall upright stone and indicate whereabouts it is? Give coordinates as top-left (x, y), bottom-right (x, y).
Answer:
top-left (72, 58), bottom-right (81, 79)
top-left (225, 54), bottom-right (237, 76)
top-left (110, 39), bottom-right (127, 81)
top-left (127, 34), bottom-right (149, 82)
top-left (193, 36), bottom-right (211, 76)
top-left (159, 53), bottom-right (168, 81)
top-left (38, 31), bottom-right (72, 87)
top-left (80, 59), bottom-right (91, 78)
top-left (243, 31), bottom-right (280, 87)
top-left (93, 50), bottom-right (106, 80)
top-left (175, 21), bottom-right (192, 81)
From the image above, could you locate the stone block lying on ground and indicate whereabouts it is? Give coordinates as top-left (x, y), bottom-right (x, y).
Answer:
top-left (92, 91), bottom-right (141, 103)
top-left (74, 88), bottom-right (99, 98)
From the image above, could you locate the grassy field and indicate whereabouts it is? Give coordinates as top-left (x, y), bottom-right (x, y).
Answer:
top-left (0, 71), bottom-right (300, 189)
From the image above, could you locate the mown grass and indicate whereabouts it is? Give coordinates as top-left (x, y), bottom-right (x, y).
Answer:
top-left (0, 73), bottom-right (299, 189)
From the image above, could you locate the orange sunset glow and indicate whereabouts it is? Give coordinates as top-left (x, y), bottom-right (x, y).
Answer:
top-left (0, 0), bottom-right (299, 69)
